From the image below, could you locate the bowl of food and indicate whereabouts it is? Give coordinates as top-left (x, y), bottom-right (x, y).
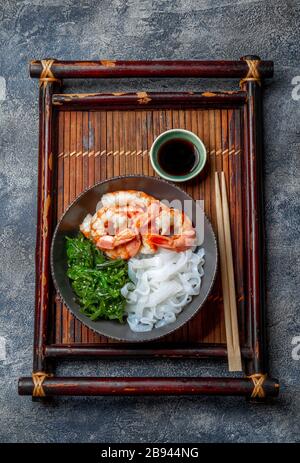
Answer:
top-left (51, 175), bottom-right (217, 342)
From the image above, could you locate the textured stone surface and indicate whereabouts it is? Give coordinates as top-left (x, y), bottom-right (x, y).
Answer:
top-left (0, 0), bottom-right (299, 443)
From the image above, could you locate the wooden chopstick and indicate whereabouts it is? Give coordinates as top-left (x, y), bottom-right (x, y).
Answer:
top-left (215, 173), bottom-right (234, 364)
top-left (215, 172), bottom-right (242, 371)
top-left (221, 172), bottom-right (242, 359)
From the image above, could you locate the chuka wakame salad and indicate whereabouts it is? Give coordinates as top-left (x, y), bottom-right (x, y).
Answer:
top-left (66, 233), bottom-right (130, 322)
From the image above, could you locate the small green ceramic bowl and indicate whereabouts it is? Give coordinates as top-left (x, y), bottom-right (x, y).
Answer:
top-left (150, 129), bottom-right (207, 182)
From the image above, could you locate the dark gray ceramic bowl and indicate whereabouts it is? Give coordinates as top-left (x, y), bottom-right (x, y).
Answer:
top-left (51, 175), bottom-right (218, 342)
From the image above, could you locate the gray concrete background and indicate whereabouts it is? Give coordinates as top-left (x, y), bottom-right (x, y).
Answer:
top-left (0, 0), bottom-right (299, 443)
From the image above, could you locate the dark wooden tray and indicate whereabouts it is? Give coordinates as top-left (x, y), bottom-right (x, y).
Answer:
top-left (18, 57), bottom-right (279, 400)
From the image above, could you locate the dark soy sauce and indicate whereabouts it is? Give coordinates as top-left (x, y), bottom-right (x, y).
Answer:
top-left (157, 138), bottom-right (199, 176)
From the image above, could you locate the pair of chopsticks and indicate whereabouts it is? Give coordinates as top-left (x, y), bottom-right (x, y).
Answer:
top-left (215, 172), bottom-right (242, 372)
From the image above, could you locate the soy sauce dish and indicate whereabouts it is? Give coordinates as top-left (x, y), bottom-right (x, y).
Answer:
top-left (149, 129), bottom-right (207, 182)
top-left (51, 176), bottom-right (217, 343)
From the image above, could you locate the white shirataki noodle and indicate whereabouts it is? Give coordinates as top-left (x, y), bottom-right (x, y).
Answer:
top-left (121, 248), bottom-right (205, 332)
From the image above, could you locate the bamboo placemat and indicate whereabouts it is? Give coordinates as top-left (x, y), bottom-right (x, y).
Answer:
top-left (54, 107), bottom-right (244, 346)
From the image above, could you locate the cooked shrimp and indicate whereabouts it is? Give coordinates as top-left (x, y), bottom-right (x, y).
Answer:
top-left (80, 190), bottom-right (196, 258)
top-left (97, 228), bottom-right (137, 250)
top-left (104, 236), bottom-right (141, 260)
top-left (89, 206), bottom-right (138, 239)
top-left (87, 205), bottom-right (144, 252)
top-left (101, 190), bottom-right (156, 209)
top-left (135, 202), bottom-right (163, 254)
top-left (148, 209), bottom-right (196, 252)
top-left (133, 201), bottom-right (160, 234)
top-left (80, 200), bottom-right (143, 241)
top-left (138, 234), bottom-right (157, 254)
top-left (80, 213), bottom-right (93, 238)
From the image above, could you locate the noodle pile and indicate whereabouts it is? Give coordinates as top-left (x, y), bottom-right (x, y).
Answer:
top-left (121, 248), bottom-right (205, 332)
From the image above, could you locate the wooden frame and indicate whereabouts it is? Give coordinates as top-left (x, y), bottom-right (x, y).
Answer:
top-left (18, 57), bottom-right (279, 400)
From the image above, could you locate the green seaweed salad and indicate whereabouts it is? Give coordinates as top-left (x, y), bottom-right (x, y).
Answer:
top-left (66, 233), bottom-right (130, 322)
